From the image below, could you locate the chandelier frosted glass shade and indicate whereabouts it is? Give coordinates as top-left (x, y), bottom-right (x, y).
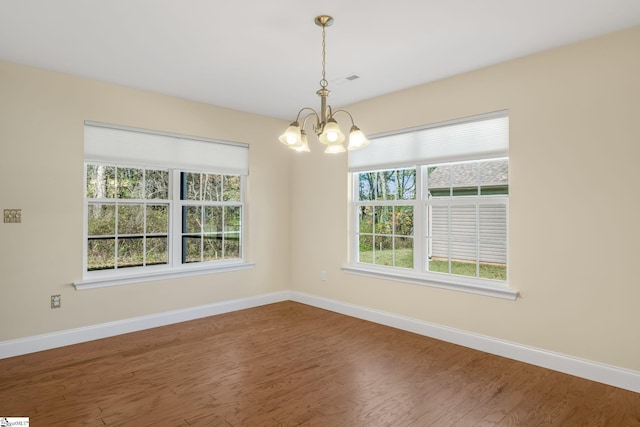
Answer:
top-left (279, 15), bottom-right (370, 154)
top-left (278, 122), bottom-right (302, 148)
top-left (324, 143), bottom-right (347, 154)
top-left (295, 131), bottom-right (311, 152)
top-left (347, 126), bottom-right (370, 151)
top-left (318, 119), bottom-right (345, 145)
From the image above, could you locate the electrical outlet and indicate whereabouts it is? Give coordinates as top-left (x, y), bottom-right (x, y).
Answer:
top-left (51, 295), bottom-right (61, 309)
top-left (321, 271), bottom-right (327, 281)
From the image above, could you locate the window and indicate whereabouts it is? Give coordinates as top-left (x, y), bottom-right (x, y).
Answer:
top-left (180, 172), bottom-right (242, 263)
top-left (86, 164), bottom-right (170, 271)
top-left (356, 168), bottom-right (416, 268)
top-left (77, 122), bottom-right (250, 289)
top-left (425, 159), bottom-right (508, 282)
top-left (346, 111), bottom-right (516, 299)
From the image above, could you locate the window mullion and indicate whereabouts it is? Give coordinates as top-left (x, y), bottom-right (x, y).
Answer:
top-left (114, 202), bottom-right (119, 270)
top-left (476, 164), bottom-right (481, 278)
top-left (414, 166), bottom-right (424, 273)
top-left (447, 204), bottom-right (452, 274)
top-left (114, 169), bottom-right (119, 271)
top-left (476, 204), bottom-right (480, 278)
top-left (142, 170), bottom-right (147, 267)
top-left (171, 169), bottom-right (182, 268)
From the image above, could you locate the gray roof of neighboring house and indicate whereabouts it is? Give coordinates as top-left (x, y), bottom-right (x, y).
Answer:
top-left (428, 160), bottom-right (508, 188)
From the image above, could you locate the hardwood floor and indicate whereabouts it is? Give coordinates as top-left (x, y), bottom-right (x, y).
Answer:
top-left (1, 301), bottom-right (638, 426)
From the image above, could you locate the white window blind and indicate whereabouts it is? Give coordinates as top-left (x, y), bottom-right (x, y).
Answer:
top-left (84, 122), bottom-right (249, 175)
top-left (348, 111), bottom-right (508, 172)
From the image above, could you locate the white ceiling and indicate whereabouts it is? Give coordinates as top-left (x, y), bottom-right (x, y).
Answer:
top-left (1, 1), bottom-right (639, 120)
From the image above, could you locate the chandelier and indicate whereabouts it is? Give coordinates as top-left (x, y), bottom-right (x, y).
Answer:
top-left (279, 15), bottom-right (370, 154)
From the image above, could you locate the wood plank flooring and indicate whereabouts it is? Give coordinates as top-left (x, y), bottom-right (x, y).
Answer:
top-left (0, 301), bottom-right (639, 426)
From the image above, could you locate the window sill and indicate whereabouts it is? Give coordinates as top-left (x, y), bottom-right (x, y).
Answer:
top-left (74, 262), bottom-right (256, 290)
top-left (341, 264), bottom-right (518, 300)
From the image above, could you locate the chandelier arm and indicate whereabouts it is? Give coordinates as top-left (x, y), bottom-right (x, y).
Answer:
top-left (299, 109), bottom-right (321, 130)
top-left (294, 107), bottom-right (319, 123)
top-left (325, 104), bottom-right (334, 121)
top-left (330, 109), bottom-right (356, 126)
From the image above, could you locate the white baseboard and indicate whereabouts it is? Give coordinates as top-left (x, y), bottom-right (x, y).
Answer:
top-left (2, 289), bottom-right (638, 394)
top-left (289, 291), bottom-right (640, 394)
top-left (0, 290), bottom-right (290, 360)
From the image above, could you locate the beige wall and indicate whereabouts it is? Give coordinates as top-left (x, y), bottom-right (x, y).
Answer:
top-left (0, 60), bottom-right (291, 340)
top-left (290, 26), bottom-right (640, 372)
top-left (2, 26), bottom-right (639, 374)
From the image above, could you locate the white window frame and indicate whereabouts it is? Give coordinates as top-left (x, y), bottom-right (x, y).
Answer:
top-left (175, 171), bottom-right (245, 265)
top-left (344, 112), bottom-right (517, 300)
top-left (352, 167), bottom-right (420, 268)
top-left (75, 123), bottom-right (253, 290)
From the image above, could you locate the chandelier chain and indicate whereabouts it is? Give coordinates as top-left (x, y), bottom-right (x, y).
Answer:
top-left (320, 25), bottom-right (328, 88)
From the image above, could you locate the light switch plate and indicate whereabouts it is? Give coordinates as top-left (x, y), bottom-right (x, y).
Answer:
top-left (4, 209), bottom-right (22, 223)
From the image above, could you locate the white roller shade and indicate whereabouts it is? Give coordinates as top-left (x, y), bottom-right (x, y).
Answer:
top-left (349, 111), bottom-right (508, 172)
top-left (85, 122), bottom-right (249, 175)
